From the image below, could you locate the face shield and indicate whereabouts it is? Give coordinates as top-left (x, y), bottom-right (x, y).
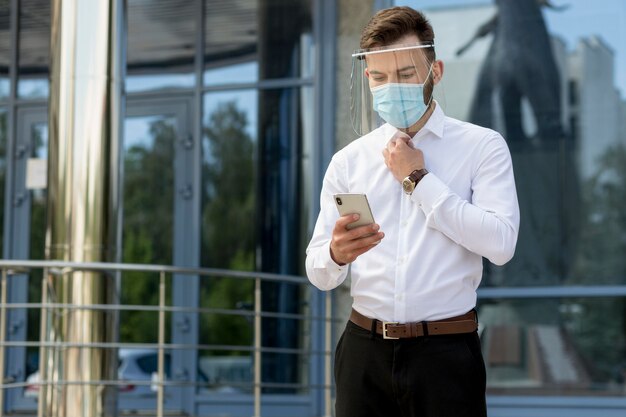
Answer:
top-left (350, 42), bottom-right (436, 136)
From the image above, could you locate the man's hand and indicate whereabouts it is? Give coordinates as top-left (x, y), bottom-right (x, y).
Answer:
top-left (382, 131), bottom-right (425, 182)
top-left (329, 214), bottom-right (384, 265)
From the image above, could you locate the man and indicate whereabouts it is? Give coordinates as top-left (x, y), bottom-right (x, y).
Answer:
top-left (305, 6), bottom-right (519, 417)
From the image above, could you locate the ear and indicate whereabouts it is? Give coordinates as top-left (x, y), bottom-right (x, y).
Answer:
top-left (432, 60), bottom-right (444, 85)
top-left (364, 67), bottom-right (370, 79)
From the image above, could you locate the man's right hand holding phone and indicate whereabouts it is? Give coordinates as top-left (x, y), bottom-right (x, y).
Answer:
top-left (329, 214), bottom-right (384, 265)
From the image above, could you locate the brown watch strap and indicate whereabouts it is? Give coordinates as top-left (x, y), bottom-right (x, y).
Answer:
top-left (408, 168), bottom-right (429, 185)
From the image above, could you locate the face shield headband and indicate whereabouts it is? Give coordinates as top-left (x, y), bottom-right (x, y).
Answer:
top-left (350, 43), bottom-right (435, 136)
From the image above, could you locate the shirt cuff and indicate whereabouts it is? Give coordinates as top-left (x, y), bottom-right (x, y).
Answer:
top-left (315, 240), bottom-right (348, 273)
top-left (410, 172), bottom-right (448, 216)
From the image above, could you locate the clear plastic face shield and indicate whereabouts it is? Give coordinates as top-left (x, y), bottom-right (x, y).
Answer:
top-left (350, 42), bottom-right (436, 136)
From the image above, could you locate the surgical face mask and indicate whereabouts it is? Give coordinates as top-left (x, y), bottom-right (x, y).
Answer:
top-left (370, 62), bottom-right (434, 129)
top-left (371, 82), bottom-right (429, 129)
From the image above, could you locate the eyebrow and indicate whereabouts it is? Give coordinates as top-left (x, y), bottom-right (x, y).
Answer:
top-left (368, 66), bottom-right (417, 75)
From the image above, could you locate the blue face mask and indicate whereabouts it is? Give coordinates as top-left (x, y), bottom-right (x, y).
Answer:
top-left (371, 82), bottom-right (429, 129)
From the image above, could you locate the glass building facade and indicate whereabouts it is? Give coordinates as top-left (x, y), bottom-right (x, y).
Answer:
top-left (393, 1), bottom-right (626, 416)
top-left (0, 0), bottom-right (625, 415)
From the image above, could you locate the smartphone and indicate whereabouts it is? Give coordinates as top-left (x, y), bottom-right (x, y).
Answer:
top-left (333, 193), bottom-right (376, 230)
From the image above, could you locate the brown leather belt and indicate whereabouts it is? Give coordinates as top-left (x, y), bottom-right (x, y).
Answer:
top-left (349, 308), bottom-right (478, 339)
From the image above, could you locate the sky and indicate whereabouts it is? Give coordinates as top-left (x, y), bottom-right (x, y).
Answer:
top-left (396, 0), bottom-right (626, 99)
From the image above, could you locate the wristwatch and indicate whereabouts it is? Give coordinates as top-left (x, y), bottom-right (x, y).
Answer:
top-left (402, 168), bottom-right (429, 195)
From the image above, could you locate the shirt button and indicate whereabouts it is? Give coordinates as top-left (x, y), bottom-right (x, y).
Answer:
top-left (396, 294), bottom-right (403, 301)
top-left (400, 220), bottom-right (408, 227)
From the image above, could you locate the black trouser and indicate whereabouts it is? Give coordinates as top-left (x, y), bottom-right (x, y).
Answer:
top-left (334, 320), bottom-right (487, 417)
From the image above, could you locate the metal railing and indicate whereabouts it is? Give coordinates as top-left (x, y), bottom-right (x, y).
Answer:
top-left (0, 260), bottom-right (336, 417)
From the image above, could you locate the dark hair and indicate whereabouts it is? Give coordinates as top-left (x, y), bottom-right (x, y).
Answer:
top-left (360, 6), bottom-right (436, 61)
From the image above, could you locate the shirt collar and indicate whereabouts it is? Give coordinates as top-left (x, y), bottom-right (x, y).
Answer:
top-left (379, 101), bottom-right (445, 142)
top-left (412, 101), bottom-right (445, 140)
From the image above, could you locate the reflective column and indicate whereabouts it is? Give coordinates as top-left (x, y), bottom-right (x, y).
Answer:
top-left (41, 0), bottom-right (125, 416)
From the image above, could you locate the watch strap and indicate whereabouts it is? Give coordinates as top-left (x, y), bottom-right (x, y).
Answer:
top-left (408, 168), bottom-right (429, 185)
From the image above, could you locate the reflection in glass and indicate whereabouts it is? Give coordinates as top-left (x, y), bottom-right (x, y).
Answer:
top-left (127, 0), bottom-right (195, 92)
top-left (199, 90), bottom-right (257, 393)
top-left (25, 122), bottom-right (48, 393)
top-left (121, 115), bottom-right (176, 344)
top-left (257, 0), bottom-right (313, 79)
top-left (197, 348), bottom-right (253, 394)
top-left (126, 74), bottom-right (194, 93)
top-left (573, 145), bottom-right (626, 286)
top-left (204, 0), bottom-right (258, 86)
top-left (398, 2), bottom-right (626, 287)
top-left (18, 0), bottom-right (50, 98)
top-left (204, 61), bottom-right (258, 88)
top-left (204, 0), bottom-right (314, 85)
top-left (478, 297), bottom-right (626, 396)
top-left (201, 90), bottom-right (257, 269)
top-left (197, 310), bottom-right (254, 394)
top-left (0, 79), bottom-right (8, 101)
top-left (27, 123), bottom-right (48, 260)
top-left (257, 87), bottom-right (314, 273)
top-left (256, 87), bottom-right (312, 392)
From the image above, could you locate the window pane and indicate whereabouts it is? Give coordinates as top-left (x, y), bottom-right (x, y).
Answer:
top-left (203, 0), bottom-right (258, 86)
top-left (126, 0), bottom-right (195, 92)
top-left (0, 0), bottom-right (9, 100)
top-left (18, 0), bottom-right (50, 98)
top-left (22, 120), bottom-right (48, 398)
top-left (27, 122), bottom-right (47, 262)
top-left (388, 1), bottom-right (626, 287)
top-left (478, 297), bottom-right (626, 396)
top-left (258, 0), bottom-right (313, 79)
top-left (257, 87), bottom-right (312, 274)
top-left (197, 349), bottom-right (252, 394)
top-left (121, 114), bottom-right (176, 345)
top-left (0, 80), bottom-right (7, 101)
top-left (257, 87), bottom-right (311, 392)
top-left (199, 86), bottom-right (314, 394)
top-left (201, 89), bottom-right (257, 269)
top-left (204, 0), bottom-right (314, 86)
top-left (199, 89), bottom-right (257, 394)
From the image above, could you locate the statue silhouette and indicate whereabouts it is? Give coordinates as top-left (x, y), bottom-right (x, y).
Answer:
top-left (458, 0), bottom-right (579, 289)
top-left (459, 0), bottom-right (569, 143)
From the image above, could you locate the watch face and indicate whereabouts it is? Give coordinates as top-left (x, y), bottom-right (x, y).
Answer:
top-left (402, 177), bottom-right (415, 194)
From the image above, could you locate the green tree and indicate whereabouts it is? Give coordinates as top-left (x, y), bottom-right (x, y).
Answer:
top-left (120, 119), bottom-right (175, 343)
top-left (200, 101), bottom-right (255, 353)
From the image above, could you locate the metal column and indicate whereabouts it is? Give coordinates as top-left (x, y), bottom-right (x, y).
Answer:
top-left (40, 0), bottom-right (125, 416)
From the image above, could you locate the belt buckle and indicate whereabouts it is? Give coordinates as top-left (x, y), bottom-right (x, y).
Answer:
top-left (382, 321), bottom-right (399, 339)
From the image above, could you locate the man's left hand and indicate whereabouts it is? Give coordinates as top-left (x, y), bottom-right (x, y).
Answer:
top-left (382, 131), bottom-right (425, 182)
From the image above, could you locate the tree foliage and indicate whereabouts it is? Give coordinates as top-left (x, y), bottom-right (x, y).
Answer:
top-left (120, 119), bottom-right (175, 343)
top-left (116, 101), bottom-right (256, 350)
top-left (199, 101), bottom-right (255, 351)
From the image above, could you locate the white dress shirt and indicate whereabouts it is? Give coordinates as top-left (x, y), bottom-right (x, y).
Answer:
top-left (305, 103), bottom-right (520, 323)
